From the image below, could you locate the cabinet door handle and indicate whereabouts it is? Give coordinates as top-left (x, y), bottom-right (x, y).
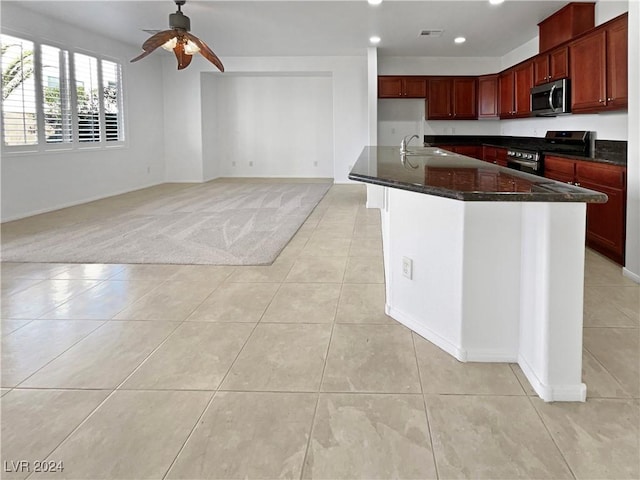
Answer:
top-left (575, 182), bottom-right (581, 187)
top-left (607, 97), bottom-right (613, 101)
top-left (568, 181), bottom-right (574, 185)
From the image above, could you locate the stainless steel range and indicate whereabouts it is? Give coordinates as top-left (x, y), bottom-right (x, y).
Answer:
top-left (506, 148), bottom-right (543, 175)
top-left (506, 131), bottom-right (593, 177)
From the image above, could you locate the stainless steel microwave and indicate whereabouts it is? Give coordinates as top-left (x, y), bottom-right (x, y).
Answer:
top-left (530, 78), bottom-right (570, 116)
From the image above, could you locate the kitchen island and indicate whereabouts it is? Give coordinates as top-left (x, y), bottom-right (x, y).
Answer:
top-left (350, 146), bottom-right (607, 402)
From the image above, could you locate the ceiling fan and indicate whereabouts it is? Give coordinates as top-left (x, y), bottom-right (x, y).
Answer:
top-left (131, 0), bottom-right (224, 71)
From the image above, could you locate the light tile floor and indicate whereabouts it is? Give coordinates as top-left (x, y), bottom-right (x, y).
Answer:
top-left (1, 184), bottom-right (639, 479)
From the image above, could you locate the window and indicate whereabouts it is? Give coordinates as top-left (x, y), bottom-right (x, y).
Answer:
top-left (1, 33), bottom-right (125, 151)
top-left (1, 34), bottom-right (37, 146)
top-left (101, 59), bottom-right (123, 142)
top-left (74, 52), bottom-right (100, 142)
top-left (41, 44), bottom-right (71, 144)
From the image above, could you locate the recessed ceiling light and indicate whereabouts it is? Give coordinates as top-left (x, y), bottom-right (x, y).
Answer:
top-left (454, 37), bottom-right (466, 44)
top-left (370, 36), bottom-right (381, 44)
top-left (489, 0), bottom-right (505, 5)
top-left (368, 0), bottom-right (383, 5)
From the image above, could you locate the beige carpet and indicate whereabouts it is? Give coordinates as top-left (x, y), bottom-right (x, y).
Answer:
top-left (1, 180), bottom-right (331, 265)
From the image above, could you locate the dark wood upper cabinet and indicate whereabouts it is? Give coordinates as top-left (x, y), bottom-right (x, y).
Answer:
top-left (478, 75), bottom-right (499, 119)
top-left (378, 76), bottom-right (426, 98)
top-left (404, 77), bottom-right (428, 98)
top-left (427, 78), bottom-right (452, 118)
top-left (378, 76), bottom-right (404, 97)
top-left (538, 2), bottom-right (595, 52)
top-left (570, 13), bottom-right (627, 113)
top-left (533, 46), bottom-right (569, 85)
top-left (606, 14), bottom-right (628, 109)
top-left (452, 78), bottom-right (477, 119)
top-left (498, 70), bottom-right (515, 118)
top-left (427, 77), bottom-right (477, 120)
top-left (570, 30), bottom-right (607, 111)
top-left (499, 62), bottom-right (532, 118)
top-left (513, 61), bottom-right (534, 116)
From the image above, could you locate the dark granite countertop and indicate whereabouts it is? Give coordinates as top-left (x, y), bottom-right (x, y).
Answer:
top-left (349, 146), bottom-right (608, 203)
top-left (424, 135), bottom-right (627, 167)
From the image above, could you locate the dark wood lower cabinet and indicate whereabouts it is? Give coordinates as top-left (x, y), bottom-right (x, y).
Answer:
top-left (544, 155), bottom-right (627, 264)
top-left (482, 146), bottom-right (508, 167)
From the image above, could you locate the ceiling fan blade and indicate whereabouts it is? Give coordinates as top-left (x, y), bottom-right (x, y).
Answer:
top-left (130, 49), bottom-right (155, 63)
top-left (142, 29), bottom-right (177, 52)
top-left (173, 43), bottom-right (193, 70)
top-left (184, 32), bottom-right (225, 72)
top-left (131, 30), bottom-right (179, 63)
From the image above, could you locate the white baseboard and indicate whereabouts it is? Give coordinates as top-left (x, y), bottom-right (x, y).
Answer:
top-left (1, 181), bottom-right (164, 223)
top-left (518, 355), bottom-right (587, 402)
top-left (386, 303), bottom-right (467, 362)
top-left (623, 267), bottom-right (640, 284)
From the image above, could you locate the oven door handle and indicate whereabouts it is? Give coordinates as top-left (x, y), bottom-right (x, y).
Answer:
top-left (548, 84), bottom-right (558, 112)
top-left (508, 158), bottom-right (540, 169)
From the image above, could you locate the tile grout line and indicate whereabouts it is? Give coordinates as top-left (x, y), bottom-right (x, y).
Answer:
top-left (161, 390), bottom-right (219, 480)
top-left (525, 395), bottom-right (578, 480)
top-left (111, 267), bottom-right (236, 322)
top-left (9, 320), bottom-right (109, 389)
top-left (508, 363), bottom-right (533, 396)
top-left (411, 332), bottom-right (441, 480)
top-left (582, 343), bottom-right (634, 396)
top-left (22, 320), bottom-right (187, 477)
top-left (298, 278), bottom-right (340, 480)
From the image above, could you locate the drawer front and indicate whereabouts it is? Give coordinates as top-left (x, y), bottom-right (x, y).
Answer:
top-left (576, 162), bottom-right (625, 188)
top-left (544, 155), bottom-right (576, 176)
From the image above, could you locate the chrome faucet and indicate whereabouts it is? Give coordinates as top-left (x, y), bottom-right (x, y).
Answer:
top-left (400, 134), bottom-right (420, 154)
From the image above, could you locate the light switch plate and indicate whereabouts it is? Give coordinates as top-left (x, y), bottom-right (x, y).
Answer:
top-left (402, 257), bottom-right (413, 279)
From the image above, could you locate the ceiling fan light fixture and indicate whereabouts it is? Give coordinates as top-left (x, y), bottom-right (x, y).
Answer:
top-left (184, 39), bottom-right (201, 55)
top-left (131, 0), bottom-right (224, 72)
top-left (161, 37), bottom-right (178, 51)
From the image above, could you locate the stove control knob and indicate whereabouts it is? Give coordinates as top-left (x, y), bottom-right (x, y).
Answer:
top-left (516, 152), bottom-right (522, 158)
top-left (507, 150), bottom-right (514, 156)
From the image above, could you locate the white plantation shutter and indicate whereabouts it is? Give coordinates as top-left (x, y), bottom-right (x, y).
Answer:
top-left (1, 34), bottom-right (125, 152)
top-left (1, 34), bottom-right (37, 146)
top-left (41, 44), bottom-right (72, 144)
top-left (102, 59), bottom-right (123, 142)
top-left (74, 52), bottom-right (101, 142)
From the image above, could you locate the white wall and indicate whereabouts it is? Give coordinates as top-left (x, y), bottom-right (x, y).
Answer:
top-left (500, 112), bottom-right (628, 140)
top-left (0, 3), bottom-right (166, 221)
top-left (201, 73), bottom-right (333, 179)
top-left (624, 1), bottom-right (639, 281)
top-left (379, 56), bottom-right (501, 76)
top-left (163, 56), bottom-right (367, 184)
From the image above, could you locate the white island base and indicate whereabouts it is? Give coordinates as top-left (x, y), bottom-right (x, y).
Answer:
top-left (373, 185), bottom-right (588, 402)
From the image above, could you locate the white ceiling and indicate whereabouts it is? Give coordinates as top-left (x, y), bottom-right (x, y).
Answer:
top-left (15, 0), bottom-right (575, 57)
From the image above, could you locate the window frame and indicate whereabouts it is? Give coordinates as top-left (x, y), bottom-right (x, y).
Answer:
top-left (1, 29), bottom-right (127, 155)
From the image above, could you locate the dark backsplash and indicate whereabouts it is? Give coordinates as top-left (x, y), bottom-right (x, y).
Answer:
top-left (595, 140), bottom-right (627, 163)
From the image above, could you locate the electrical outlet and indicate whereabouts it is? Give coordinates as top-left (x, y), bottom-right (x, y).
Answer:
top-left (146, 166), bottom-right (150, 174)
top-left (249, 161), bottom-right (253, 167)
top-left (402, 257), bottom-right (413, 279)
top-left (391, 127), bottom-right (396, 134)
top-left (232, 161), bottom-right (236, 167)
top-left (313, 161), bottom-right (318, 167)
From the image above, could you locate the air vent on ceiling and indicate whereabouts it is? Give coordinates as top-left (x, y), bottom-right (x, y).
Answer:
top-left (420, 29), bottom-right (444, 37)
